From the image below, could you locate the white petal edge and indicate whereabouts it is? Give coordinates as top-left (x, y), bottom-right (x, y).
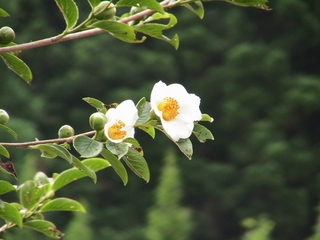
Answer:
top-left (162, 118), bottom-right (194, 141)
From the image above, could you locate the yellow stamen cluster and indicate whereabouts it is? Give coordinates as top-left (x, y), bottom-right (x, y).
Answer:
top-left (158, 97), bottom-right (180, 121)
top-left (108, 120), bottom-right (126, 140)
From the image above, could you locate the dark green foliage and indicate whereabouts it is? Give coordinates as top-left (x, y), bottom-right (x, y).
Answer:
top-left (241, 216), bottom-right (275, 240)
top-left (64, 202), bottom-right (93, 240)
top-left (145, 149), bottom-right (193, 240)
top-left (307, 206), bottom-right (320, 240)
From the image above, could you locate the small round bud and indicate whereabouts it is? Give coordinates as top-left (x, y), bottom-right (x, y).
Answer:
top-left (58, 125), bottom-right (74, 138)
top-left (19, 209), bottom-right (27, 217)
top-left (34, 172), bottom-right (50, 186)
top-left (0, 26), bottom-right (15, 44)
top-left (89, 112), bottom-right (107, 131)
top-left (0, 109), bottom-right (10, 125)
top-left (130, 6), bottom-right (145, 15)
top-left (93, 1), bottom-right (116, 20)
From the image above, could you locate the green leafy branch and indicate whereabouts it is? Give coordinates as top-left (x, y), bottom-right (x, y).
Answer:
top-left (0, 0), bottom-right (269, 83)
top-left (0, 96), bottom-right (213, 185)
top-left (0, 159), bottom-right (110, 239)
top-left (0, 0), bottom-right (269, 238)
top-left (0, 131), bottom-right (95, 148)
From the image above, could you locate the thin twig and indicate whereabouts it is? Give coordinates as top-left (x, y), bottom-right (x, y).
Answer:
top-left (0, 0), bottom-right (171, 54)
top-left (0, 223), bottom-right (8, 233)
top-left (0, 131), bottom-right (95, 148)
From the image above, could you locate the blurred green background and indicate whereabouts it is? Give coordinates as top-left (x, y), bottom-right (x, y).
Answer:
top-left (1, 0), bottom-right (320, 239)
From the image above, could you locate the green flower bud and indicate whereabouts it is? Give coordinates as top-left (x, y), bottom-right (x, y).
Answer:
top-left (128, 6), bottom-right (146, 26)
top-left (0, 26), bottom-right (15, 44)
top-left (93, 1), bottom-right (116, 20)
top-left (89, 112), bottom-right (107, 131)
top-left (58, 125), bottom-right (75, 138)
top-left (34, 172), bottom-right (50, 186)
top-left (19, 209), bottom-right (27, 217)
top-left (0, 109), bottom-right (10, 125)
top-left (130, 6), bottom-right (145, 15)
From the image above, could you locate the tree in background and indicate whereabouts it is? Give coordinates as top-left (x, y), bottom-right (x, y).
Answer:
top-left (1, 0), bottom-right (273, 238)
top-left (2, 0), bottom-right (320, 240)
top-left (64, 201), bottom-right (93, 240)
top-left (145, 149), bottom-right (193, 240)
top-left (241, 216), bottom-right (275, 240)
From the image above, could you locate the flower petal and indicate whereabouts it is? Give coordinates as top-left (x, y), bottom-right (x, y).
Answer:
top-left (150, 81), bottom-right (167, 116)
top-left (104, 100), bottom-right (138, 143)
top-left (178, 94), bottom-right (202, 122)
top-left (162, 118), bottom-right (194, 141)
top-left (166, 84), bottom-right (189, 99)
top-left (150, 81), bottom-right (203, 141)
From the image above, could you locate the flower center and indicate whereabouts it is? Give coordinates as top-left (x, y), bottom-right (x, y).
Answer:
top-left (158, 97), bottom-right (180, 121)
top-left (108, 120), bottom-right (126, 140)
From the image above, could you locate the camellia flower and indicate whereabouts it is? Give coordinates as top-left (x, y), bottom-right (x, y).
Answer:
top-left (104, 100), bottom-right (139, 143)
top-left (150, 81), bottom-right (202, 141)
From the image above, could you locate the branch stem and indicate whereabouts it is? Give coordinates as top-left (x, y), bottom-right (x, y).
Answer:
top-left (0, 0), bottom-right (171, 54)
top-left (0, 131), bottom-right (95, 148)
top-left (0, 223), bottom-right (8, 233)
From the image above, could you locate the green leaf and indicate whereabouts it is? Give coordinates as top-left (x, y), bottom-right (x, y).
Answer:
top-left (24, 220), bottom-right (64, 239)
top-left (135, 13), bottom-right (179, 49)
top-left (0, 144), bottom-right (9, 158)
top-left (73, 135), bottom-right (103, 158)
top-left (135, 98), bottom-right (156, 137)
top-left (70, 155), bottom-right (97, 183)
top-left (87, 0), bottom-right (101, 8)
top-left (91, 20), bottom-right (146, 43)
top-left (0, 53), bottom-right (32, 83)
top-left (19, 180), bottom-right (46, 210)
top-left (83, 97), bottom-right (107, 113)
top-left (147, 125), bottom-right (156, 138)
top-left (10, 202), bottom-right (23, 210)
top-left (0, 8), bottom-right (10, 17)
top-left (153, 125), bottom-right (193, 159)
top-left (136, 97), bottom-right (147, 117)
top-left (0, 180), bottom-right (16, 195)
top-left (52, 158), bottom-right (110, 191)
top-left (0, 123), bottom-right (18, 139)
top-left (54, 0), bottom-right (79, 31)
top-left (136, 97), bottom-right (151, 124)
top-left (40, 198), bottom-right (86, 213)
top-left (101, 148), bottom-right (128, 185)
top-left (30, 212), bottom-right (44, 220)
top-left (138, 126), bottom-right (153, 138)
top-left (138, 121), bottom-right (157, 139)
top-left (201, 113), bottom-right (214, 122)
top-left (30, 144), bottom-right (73, 163)
top-left (183, 1), bottom-right (204, 19)
top-left (123, 137), bottom-right (141, 147)
top-left (123, 148), bottom-right (150, 182)
top-left (0, 202), bottom-right (22, 227)
top-left (106, 141), bottom-right (130, 159)
top-left (174, 138), bottom-right (193, 160)
top-left (124, 138), bottom-right (144, 156)
top-left (34, 141), bottom-right (58, 159)
top-left (210, 0), bottom-right (271, 10)
top-left (193, 123), bottom-right (214, 143)
top-left (116, 0), bottom-right (164, 12)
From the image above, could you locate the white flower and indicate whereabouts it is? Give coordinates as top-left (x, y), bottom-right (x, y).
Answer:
top-left (104, 100), bottom-right (139, 143)
top-left (150, 81), bottom-right (202, 141)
